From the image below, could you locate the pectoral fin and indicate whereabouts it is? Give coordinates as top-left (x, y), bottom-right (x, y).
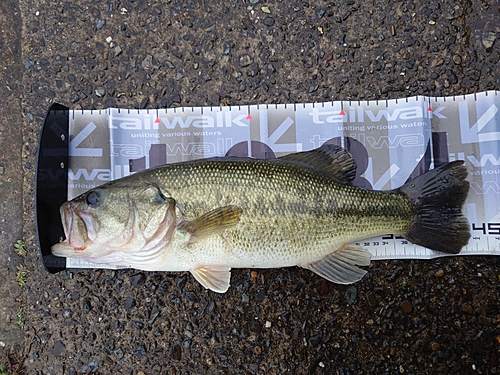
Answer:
top-left (191, 265), bottom-right (231, 293)
top-left (301, 244), bottom-right (372, 284)
top-left (177, 205), bottom-right (243, 244)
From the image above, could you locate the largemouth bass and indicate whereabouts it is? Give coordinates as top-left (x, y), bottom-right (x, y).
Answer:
top-left (52, 144), bottom-right (470, 293)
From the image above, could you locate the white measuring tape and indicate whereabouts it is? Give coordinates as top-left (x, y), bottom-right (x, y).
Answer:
top-left (63, 91), bottom-right (500, 268)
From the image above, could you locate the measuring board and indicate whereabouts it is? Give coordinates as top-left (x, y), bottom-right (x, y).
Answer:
top-left (36, 91), bottom-right (500, 272)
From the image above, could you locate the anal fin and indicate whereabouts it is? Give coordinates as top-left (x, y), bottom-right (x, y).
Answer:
top-left (191, 265), bottom-right (231, 293)
top-left (301, 244), bottom-right (372, 284)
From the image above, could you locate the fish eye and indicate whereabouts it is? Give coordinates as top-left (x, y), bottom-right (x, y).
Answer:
top-left (86, 191), bottom-right (102, 208)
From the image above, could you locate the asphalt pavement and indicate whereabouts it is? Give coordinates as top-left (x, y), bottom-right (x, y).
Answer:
top-left (1, 0), bottom-right (500, 374)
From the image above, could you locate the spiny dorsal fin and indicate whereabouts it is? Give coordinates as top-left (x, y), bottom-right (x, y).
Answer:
top-left (301, 244), bottom-right (372, 284)
top-left (177, 205), bottom-right (243, 244)
top-left (279, 144), bottom-right (356, 185)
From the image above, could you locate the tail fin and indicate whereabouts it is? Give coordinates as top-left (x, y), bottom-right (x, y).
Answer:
top-left (399, 161), bottom-right (470, 254)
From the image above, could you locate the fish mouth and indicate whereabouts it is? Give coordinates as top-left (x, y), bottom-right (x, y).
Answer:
top-left (51, 196), bottom-right (177, 266)
top-left (51, 202), bottom-right (97, 256)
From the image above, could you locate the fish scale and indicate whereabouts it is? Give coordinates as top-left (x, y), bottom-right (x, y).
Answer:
top-left (147, 157), bottom-right (413, 266)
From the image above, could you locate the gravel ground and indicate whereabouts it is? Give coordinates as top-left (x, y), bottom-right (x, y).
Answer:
top-left (1, 0), bottom-right (499, 374)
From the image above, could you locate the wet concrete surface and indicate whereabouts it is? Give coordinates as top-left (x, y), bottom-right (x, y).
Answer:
top-left (1, 0), bottom-right (500, 374)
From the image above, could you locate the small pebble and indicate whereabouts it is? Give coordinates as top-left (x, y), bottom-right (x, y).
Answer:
top-left (308, 85), bottom-right (319, 93)
top-left (123, 297), bottom-right (135, 311)
top-left (96, 19), bottom-right (106, 29)
top-left (171, 344), bottom-right (182, 360)
top-left (308, 334), bottom-right (322, 347)
top-left (95, 86), bottom-right (106, 97)
top-left (148, 309), bottom-right (160, 324)
top-left (24, 59), bottom-right (35, 69)
top-left (263, 16), bottom-right (275, 26)
top-left (164, 60), bottom-right (175, 69)
top-left (461, 303), bottom-right (473, 314)
top-left (431, 342), bottom-right (441, 351)
top-left (401, 301), bottom-right (413, 313)
top-left (239, 55), bottom-right (252, 67)
top-left (434, 269), bottom-right (445, 277)
top-left (82, 360), bottom-right (98, 373)
top-left (134, 345), bottom-right (146, 358)
top-left (130, 273), bottom-right (146, 287)
top-left (52, 341), bottom-right (65, 357)
top-left (446, 69), bottom-right (458, 84)
top-left (346, 286), bottom-right (357, 304)
top-left (482, 31), bottom-right (496, 49)
top-left (132, 321), bottom-right (144, 330)
top-left (319, 280), bottom-right (329, 295)
top-left (251, 270), bottom-right (258, 283)
top-left (83, 299), bottom-right (92, 314)
top-left (114, 348), bottom-right (124, 359)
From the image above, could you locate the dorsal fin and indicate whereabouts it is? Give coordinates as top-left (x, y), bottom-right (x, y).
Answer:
top-left (279, 144), bottom-right (357, 185)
